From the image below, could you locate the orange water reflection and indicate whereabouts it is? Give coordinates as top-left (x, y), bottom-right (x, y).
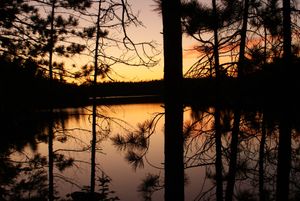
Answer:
top-left (9, 103), bottom-right (300, 201)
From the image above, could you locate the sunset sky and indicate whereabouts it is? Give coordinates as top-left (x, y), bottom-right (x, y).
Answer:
top-left (95, 0), bottom-right (200, 82)
top-left (59, 0), bottom-right (223, 83)
top-left (112, 0), bottom-right (164, 82)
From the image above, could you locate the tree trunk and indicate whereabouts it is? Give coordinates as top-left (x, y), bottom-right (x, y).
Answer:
top-left (259, 113), bottom-right (266, 201)
top-left (48, 119), bottom-right (54, 201)
top-left (282, 0), bottom-right (292, 63)
top-left (214, 108), bottom-right (223, 201)
top-left (48, 1), bottom-right (56, 200)
top-left (225, 1), bottom-right (249, 199)
top-left (238, 0), bottom-right (249, 78)
top-left (212, 0), bottom-right (220, 79)
top-left (212, 1), bottom-right (223, 200)
top-left (161, 0), bottom-right (184, 200)
top-left (91, 0), bottom-right (102, 194)
top-left (276, 1), bottom-right (292, 200)
top-left (225, 109), bottom-right (241, 201)
top-left (276, 119), bottom-right (292, 201)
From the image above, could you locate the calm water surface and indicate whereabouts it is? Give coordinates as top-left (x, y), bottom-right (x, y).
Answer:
top-left (2, 103), bottom-right (300, 200)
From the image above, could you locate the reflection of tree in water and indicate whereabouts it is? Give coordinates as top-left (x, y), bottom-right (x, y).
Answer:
top-left (114, 105), bottom-right (300, 201)
top-left (189, 106), bottom-right (300, 201)
top-left (111, 112), bottom-right (164, 170)
top-left (69, 105), bottom-right (121, 201)
top-left (4, 105), bottom-right (296, 201)
top-left (0, 110), bottom-right (76, 200)
top-left (0, 152), bottom-right (49, 200)
top-left (111, 112), bottom-right (165, 200)
top-left (0, 109), bottom-right (109, 200)
top-left (0, 107), bottom-right (125, 201)
top-left (69, 171), bottom-right (119, 201)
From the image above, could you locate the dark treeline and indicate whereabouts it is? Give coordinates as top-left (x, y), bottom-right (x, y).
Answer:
top-left (0, 56), bottom-right (163, 109)
top-left (0, 57), bottom-right (86, 109)
top-left (184, 57), bottom-right (300, 107)
top-left (2, 54), bottom-right (300, 109)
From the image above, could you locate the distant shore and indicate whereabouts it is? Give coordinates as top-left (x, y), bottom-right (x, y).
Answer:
top-left (2, 75), bottom-right (300, 111)
top-left (89, 94), bottom-right (163, 105)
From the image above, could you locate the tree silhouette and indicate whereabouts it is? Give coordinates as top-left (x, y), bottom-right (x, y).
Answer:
top-left (181, 0), bottom-right (241, 78)
top-left (0, 1), bottom-right (90, 83)
top-left (276, 1), bottom-right (293, 200)
top-left (112, 0), bottom-right (185, 199)
top-left (182, 0), bottom-right (299, 79)
top-left (90, 0), bottom-right (104, 194)
top-left (160, 0), bottom-right (185, 200)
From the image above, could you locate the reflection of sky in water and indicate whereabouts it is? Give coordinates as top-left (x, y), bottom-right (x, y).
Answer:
top-left (10, 103), bottom-right (214, 200)
top-left (9, 103), bottom-right (300, 201)
top-left (12, 104), bottom-right (167, 200)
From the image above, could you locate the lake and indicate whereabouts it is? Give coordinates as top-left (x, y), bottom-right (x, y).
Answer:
top-left (1, 102), bottom-right (300, 200)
